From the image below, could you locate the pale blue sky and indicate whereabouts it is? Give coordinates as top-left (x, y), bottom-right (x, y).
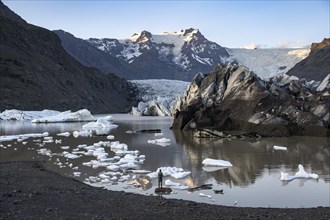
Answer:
top-left (3, 0), bottom-right (330, 48)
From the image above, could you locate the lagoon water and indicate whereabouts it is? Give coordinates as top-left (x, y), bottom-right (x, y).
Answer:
top-left (0, 114), bottom-right (329, 208)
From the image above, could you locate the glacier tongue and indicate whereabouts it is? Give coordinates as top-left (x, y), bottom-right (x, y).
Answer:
top-left (227, 48), bottom-right (310, 79)
top-left (130, 79), bottom-right (189, 116)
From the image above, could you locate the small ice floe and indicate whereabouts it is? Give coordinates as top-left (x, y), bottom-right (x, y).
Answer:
top-left (147, 137), bottom-right (171, 146)
top-left (107, 165), bottom-right (120, 171)
top-left (202, 158), bottom-right (233, 167)
top-left (73, 172), bottom-right (81, 177)
top-left (43, 136), bottom-right (54, 144)
top-left (60, 146), bottom-right (70, 150)
top-left (57, 132), bottom-right (70, 137)
top-left (274, 145), bottom-right (287, 151)
top-left (62, 151), bottom-right (81, 159)
top-left (31, 109), bottom-right (95, 123)
top-left (155, 133), bottom-right (164, 136)
top-left (55, 139), bottom-right (62, 144)
top-left (199, 193), bottom-right (212, 198)
top-left (107, 135), bottom-right (115, 140)
top-left (0, 132), bottom-right (49, 142)
top-left (115, 150), bottom-right (139, 156)
top-left (110, 141), bottom-right (128, 150)
top-left (280, 164), bottom-right (319, 181)
top-left (73, 130), bottom-right (92, 138)
top-left (37, 148), bottom-right (52, 157)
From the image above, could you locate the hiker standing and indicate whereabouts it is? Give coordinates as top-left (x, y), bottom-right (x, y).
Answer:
top-left (158, 169), bottom-right (163, 188)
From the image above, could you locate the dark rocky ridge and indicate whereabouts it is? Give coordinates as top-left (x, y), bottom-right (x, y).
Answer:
top-left (0, 1), bottom-right (136, 113)
top-left (54, 30), bottom-right (138, 79)
top-left (286, 38), bottom-right (330, 81)
top-left (172, 64), bottom-right (329, 137)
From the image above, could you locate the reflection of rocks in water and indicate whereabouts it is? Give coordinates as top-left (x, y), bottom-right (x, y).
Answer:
top-left (155, 187), bottom-right (172, 195)
top-left (172, 129), bottom-right (330, 187)
top-left (133, 175), bottom-right (152, 190)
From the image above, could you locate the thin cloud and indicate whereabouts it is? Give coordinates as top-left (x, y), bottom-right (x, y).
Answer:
top-left (241, 43), bottom-right (264, 49)
top-left (277, 39), bottom-right (305, 48)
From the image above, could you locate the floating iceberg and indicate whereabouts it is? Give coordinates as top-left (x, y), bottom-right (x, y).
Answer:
top-left (31, 109), bottom-right (95, 123)
top-left (82, 116), bottom-right (118, 130)
top-left (202, 158), bottom-right (233, 167)
top-left (280, 164), bottom-right (319, 181)
top-left (0, 109), bottom-right (60, 121)
top-left (274, 145), bottom-right (287, 151)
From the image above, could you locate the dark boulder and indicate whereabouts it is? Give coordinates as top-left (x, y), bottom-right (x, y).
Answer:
top-left (172, 64), bottom-right (329, 137)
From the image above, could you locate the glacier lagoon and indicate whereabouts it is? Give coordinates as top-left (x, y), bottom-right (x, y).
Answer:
top-left (0, 114), bottom-right (329, 208)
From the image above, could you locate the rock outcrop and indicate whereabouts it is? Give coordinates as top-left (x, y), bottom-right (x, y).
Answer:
top-left (172, 64), bottom-right (329, 137)
top-left (286, 38), bottom-right (330, 81)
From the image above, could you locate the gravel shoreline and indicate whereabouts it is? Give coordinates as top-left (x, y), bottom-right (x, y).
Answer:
top-left (1, 161), bottom-right (329, 220)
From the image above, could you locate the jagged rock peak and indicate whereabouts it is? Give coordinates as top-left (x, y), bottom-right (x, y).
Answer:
top-left (183, 28), bottom-right (200, 35)
top-left (311, 38), bottom-right (330, 51)
top-left (130, 30), bottom-right (152, 43)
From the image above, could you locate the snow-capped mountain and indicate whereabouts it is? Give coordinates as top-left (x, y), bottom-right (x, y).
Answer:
top-left (87, 28), bottom-right (230, 81)
top-left (56, 28), bottom-right (310, 81)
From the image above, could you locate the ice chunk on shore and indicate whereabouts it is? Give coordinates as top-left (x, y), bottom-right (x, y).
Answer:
top-left (274, 145), bottom-right (287, 151)
top-left (280, 164), bottom-right (319, 181)
top-left (0, 132), bottom-right (49, 142)
top-left (31, 109), bottom-right (95, 123)
top-left (0, 109), bottom-right (60, 121)
top-left (202, 158), bottom-right (233, 167)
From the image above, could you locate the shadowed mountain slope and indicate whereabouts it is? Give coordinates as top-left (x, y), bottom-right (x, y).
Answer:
top-left (0, 1), bottom-right (136, 113)
top-left (286, 38), bottom-right (330, 81)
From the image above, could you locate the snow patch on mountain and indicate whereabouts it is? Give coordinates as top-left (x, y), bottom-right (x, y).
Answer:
top-left (227, 48), bottom-right (310, 79)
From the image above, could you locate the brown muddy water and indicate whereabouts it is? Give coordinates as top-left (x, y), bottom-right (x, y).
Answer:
top-left (0, 114), bottom-right (329, 208)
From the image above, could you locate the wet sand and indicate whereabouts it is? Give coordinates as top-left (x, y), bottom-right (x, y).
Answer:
top-left (0, 161), bottom-right (329, 220)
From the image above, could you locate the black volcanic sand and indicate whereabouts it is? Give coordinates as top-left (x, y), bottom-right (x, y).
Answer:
top-left (1, 161), bottom-right (329, 220)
